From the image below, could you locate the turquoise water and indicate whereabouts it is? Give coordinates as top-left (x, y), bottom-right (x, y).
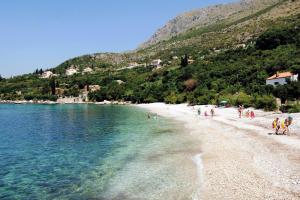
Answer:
top-left (0, 104), bottom-right (200, 200)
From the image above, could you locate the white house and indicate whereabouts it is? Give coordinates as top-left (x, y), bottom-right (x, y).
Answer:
top-left (235, 44), bottom-right (246, 49)
top-left (127, 62), bottom-right (139, 69)
top-left (151, 59), bottom-right (162, 67)
top-left (115, 80), bottom-right (125, 85)
top-left (66, 66), bottom-right (78, 76)
top-left (89, 85), bottom-right (101, 92)
top-left (41, 71), bottom-right (53, 79)
top-left (266, 72), bottom-right (298, 86)
top-left (83, 67), bottom-right (93, 74)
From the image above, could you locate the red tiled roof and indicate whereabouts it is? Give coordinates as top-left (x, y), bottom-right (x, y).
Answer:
top-left (267, 72), bottom-right (294, 80)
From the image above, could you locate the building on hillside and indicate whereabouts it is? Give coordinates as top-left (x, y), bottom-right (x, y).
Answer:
top-left (41, 71), bottom-right (53, 79)
top-left (188, 59), bottom-right (195, 64)
top-left (266, 72), bottom-right (298, 86)
top-left (89, 85), bottom-right (101, 92)
top-left (16, 91), bottom-right (22, 95)
top-left (55, 88), bottom-right (65, 96)
top-left (115, 80), bottom-right (125, 85)
top-left (127, 62), bottom-right (139, 69)
top-left (235, 44), bottom-right (246, 49)
top-left (139, 63), bottom-right (147, 67)
top-left (66, 66), bottom-right (78, 76)
top-left (83, 67), bottom-right (93, 74)
top-left (151, 59), bottom-right (162, 67)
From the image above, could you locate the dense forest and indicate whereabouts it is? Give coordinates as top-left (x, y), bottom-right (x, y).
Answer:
top-left (0, 14), bottom-right (300, 112)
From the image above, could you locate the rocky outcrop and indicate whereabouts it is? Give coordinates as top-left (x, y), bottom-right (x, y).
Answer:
top-left (139, 0), bottom-right (281, 49)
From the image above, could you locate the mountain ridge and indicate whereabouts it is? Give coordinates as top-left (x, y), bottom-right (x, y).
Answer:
top-left (138, 0), bottom-right (282, 49)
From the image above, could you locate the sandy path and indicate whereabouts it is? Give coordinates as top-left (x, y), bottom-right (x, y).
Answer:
top-left (137, 103), bottom-right (300, 200)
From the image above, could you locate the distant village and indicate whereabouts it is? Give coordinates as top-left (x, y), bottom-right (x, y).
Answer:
top-left (35, 43), bottom-right (299, 104)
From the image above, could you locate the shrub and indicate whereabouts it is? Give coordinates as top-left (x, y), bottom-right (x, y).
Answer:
top-left (195, 96), bottom-right (210, 105)
top-left (164, 92), bottom-right (185, 104)
top-left (288, 105), bottom-right (300, 113)
top-left (253, 95), bottom-right (276, 111)
top-left (184, 79), bottom-right (198, 91)
top-left (231, 92), bottom-right (253, 107)
top-left (280, 104), bottom-right (300, 113)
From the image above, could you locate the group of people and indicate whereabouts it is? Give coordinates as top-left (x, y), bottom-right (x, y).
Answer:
top-left (237, 105), bottom-right (255, 119)
top-left (197, 107), bottom-right (215, 117)
top-left (272, 116), bottom-right (293, 135)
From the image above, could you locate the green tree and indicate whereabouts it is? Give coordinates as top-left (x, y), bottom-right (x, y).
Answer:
top-left (180, 54), bottom-right (189, 67)
top-left (33, 69), bottom-right (39, 74)
top-left (49, 78), bottom-right (56, 95)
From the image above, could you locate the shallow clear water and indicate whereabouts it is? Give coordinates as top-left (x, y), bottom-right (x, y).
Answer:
top-left (0, 104), bottom-right (200, 200)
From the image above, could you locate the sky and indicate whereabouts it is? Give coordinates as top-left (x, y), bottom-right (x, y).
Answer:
top-left (0, 0), bottom-right (234, 77)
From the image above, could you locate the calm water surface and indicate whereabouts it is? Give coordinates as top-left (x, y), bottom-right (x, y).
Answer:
top-left (0, 104), bottom-right (200, 200)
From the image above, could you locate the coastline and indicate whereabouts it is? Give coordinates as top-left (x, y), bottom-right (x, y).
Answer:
top-left (137, 103), bottom-right (300, 199)
top-left (1, 101), bottom-right (300, 198)
top-left (0, 99), bottom-right (131, 105)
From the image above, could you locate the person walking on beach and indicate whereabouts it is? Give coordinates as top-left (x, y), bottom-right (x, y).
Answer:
top-left (272, 118), bottom-right (280, 135)
top-left (286, 116), bottom-right (293, 136)
top-left (197, 107), bottom-right (201, 116)
top-left (250, 111), bottom-right (255, 119)
top-left (210, 108), bottom-right (215, 117)
top-left (281, 119), bottom-right (287, 135)
top-left (204, 111), bottom-right (209, 117)
top-left (282, 118), bottom-right (292, 135)
top-left (238, 105), bottom-right (242, 118)
top-left (246, 110), bottom-right (250, 118)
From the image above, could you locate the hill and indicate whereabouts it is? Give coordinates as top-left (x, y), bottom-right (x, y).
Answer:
top-left (0, 0), bottom-right (300, 111)
top-left (139, 0), bottom-right (282, 49)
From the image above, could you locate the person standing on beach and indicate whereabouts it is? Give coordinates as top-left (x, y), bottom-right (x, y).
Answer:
top-left (204, 111), bottom-right (208, 117)
top-left (241, 105), bottom-right (244, 117)
top-left (238, 105), bottom-right (242, 118)
top-left (197, 107), bottom-right (201, 116)
top-left (210, 108), bottom-right (215, 117)
top-left (286, 116), bottom-right (293, 136)
top-left (273, 118), bottom-right (280, 134)
top-left (246, 110), bottom-right (250, 118)
top-left (283, 118), bottom-right (291, 135)
top-left (250, 111), bottom-right (255, 119)
top-left (280, 119), bottom-right (289, 135)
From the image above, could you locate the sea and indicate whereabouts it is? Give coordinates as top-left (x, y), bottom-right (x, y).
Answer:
top-left (0, 104), bottom-right (201, 200)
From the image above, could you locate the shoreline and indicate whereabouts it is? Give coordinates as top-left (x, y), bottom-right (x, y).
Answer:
top-left (0, 99), bottom-right (131, 105)
top-left (137, 103), bottom-right (300, 199)
top-left (2, 101), bottom-right (300, 198)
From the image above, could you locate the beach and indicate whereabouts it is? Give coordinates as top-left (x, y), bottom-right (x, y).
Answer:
top-left (138, 103), bottom-right (300, 200)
